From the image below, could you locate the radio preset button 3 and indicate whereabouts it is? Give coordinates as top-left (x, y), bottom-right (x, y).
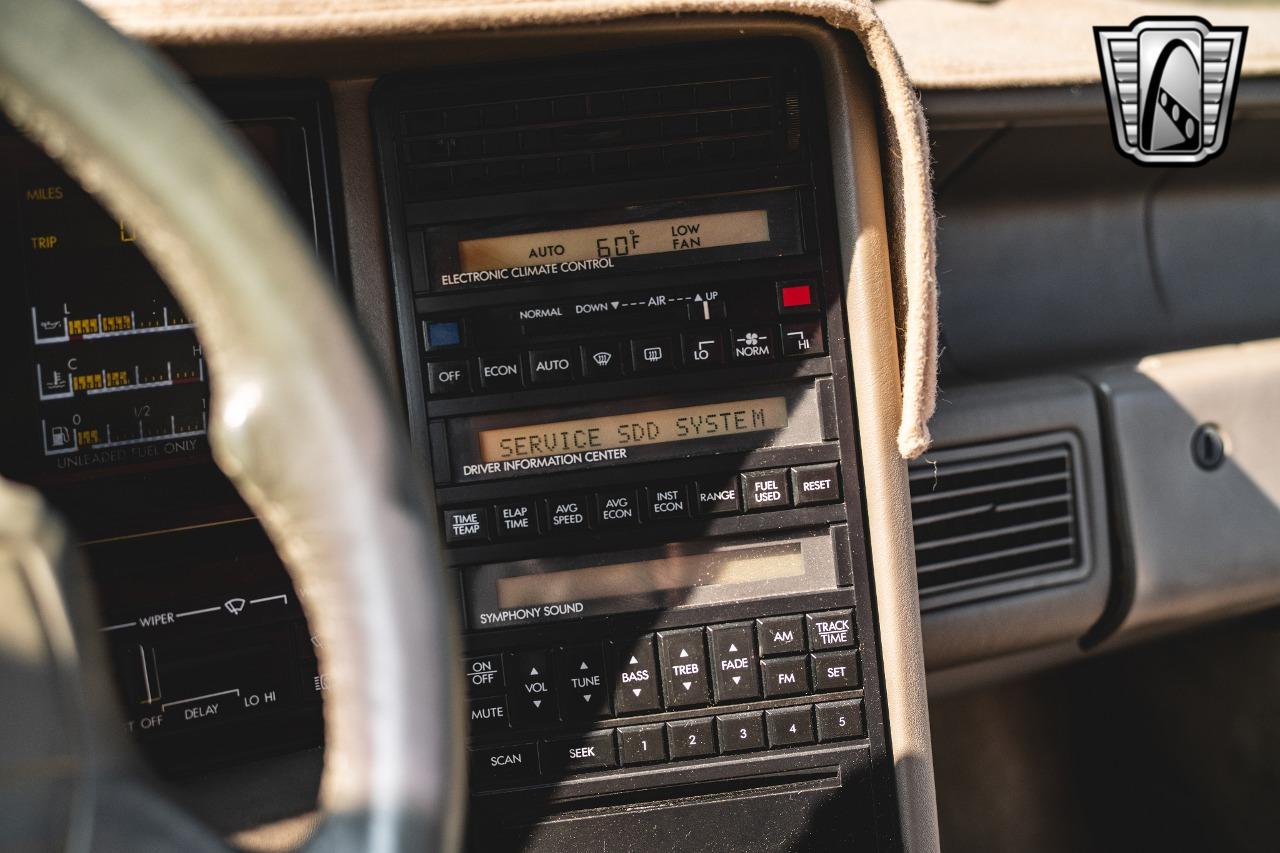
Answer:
top-left (494, 498), bottom-right (539, 539)
top-left (645, 482), bottom-right (690, 520)
top-left (716, 711), bottom-right (766, 753)
top-left (443, 507), bottom-right (489, 544)
top-left (477, 353), bottom-right (522, 390)
top-left (730, 326), bottom-right (777, 362)
top-left (741, 469), bottom-right (791, 512)
top-left (781, 320), bottom-right (826, 357)
top-left (695, 477), bottom-right (741, 516)
top-left (792, 463), bottom-right (841, 506)
top-left (630, 336), bottom-right (676, 373)
top-left (593, 488), bottom-right (639, 528)
top-left (683, 330), bottom-right (726, 367)
top-left (545, 494), bottom-right (590, 533)
top-left (657, 628), bottom-right (710, 708)
top-left (426, 360), bottom-right (470, 396)
top-left (527, 347), bottom-right (575, 385)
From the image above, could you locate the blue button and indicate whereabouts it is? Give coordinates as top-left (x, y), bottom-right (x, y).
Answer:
top-left (424, 320), bottom-right (462, 350)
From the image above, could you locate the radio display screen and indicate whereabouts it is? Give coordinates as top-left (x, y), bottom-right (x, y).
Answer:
top-left (477, 396), bottom-right (788, 463)
top-left (458, 209), bottom-right (771, 274)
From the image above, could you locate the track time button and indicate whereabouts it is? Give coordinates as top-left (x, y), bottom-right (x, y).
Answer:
top-left (806, 610), bottom-right (856, 650)
top-left (741, 469), bottom-right (791, 512)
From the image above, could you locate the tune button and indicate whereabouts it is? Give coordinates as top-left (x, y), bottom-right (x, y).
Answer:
top-left (555, 644), bottom-right (610, 721)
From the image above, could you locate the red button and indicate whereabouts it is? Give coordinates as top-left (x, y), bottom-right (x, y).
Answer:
top-left (780, 284), bottom-right (813, 308)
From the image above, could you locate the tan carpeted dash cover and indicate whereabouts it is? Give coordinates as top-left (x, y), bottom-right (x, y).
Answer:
top-left (86, 0), bottom-right (940, 459)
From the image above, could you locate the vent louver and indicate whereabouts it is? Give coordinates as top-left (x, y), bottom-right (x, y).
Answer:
top-left (910, 441), bottom-right (1083, 603)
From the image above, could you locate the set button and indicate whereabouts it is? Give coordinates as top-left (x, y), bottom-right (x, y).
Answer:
top-left (811, 650), bottom-right (860, 691)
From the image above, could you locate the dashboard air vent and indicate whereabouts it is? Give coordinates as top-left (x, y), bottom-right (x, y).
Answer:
top-left (910, 438), bottom-right (1085, 604)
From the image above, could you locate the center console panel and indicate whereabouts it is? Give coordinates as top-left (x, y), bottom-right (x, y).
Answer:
top-left (375, 40), bottom-right (899, 850)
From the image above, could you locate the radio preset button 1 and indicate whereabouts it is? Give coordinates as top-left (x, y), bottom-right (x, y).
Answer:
top-left (792, 463), bottom-right (841, 506)
top-left (506, 649), bottom-right (558, 729)
top-left (465, 654), bottom-right (505, 696)
top-left (581, 342), bottom-right (623, 379)
top-left (527, 347), bottom-right (575, 385)
top-left (707, 623), bottom-right (761, 702)
top-left (781, 320), bottom-right (826, 357)
top-left (442, 507), bottom-right (489, 544)
top-left (730, 326), bottom-right (777, 362)
top-left (741, 469), bottom-right (791, 512)
top-left (806, 610), bottom-right (856, 651)
top-left (618, 724), bottom-right (667, 766)
top-left (667, 717), bottom-right (716, 760)
top-left (761, 656), bottom-right (810, 698)
top-left (426, 360), bottom-right (470, 396)
top-left (545, 495), bottom-right (590, 533)
top-left (494, 499), bottom-right (539, 539)
top-left (756, 615), bottom-right (806, 656)
top-left (657, 628), bottom-right (710, 708)
top-left (556, 644), bottom-right (610, 721)
top-left (477, 353), bottom-right (522, 390)
top-left (593, 489), bottom-right (639, 528)
top-left (611, 635), bottom-right (661, 714)
top-left (645, 482), bottom-right (690, 520)
top-left (630, 336), bottom-right (676, 373)
top-left (683, 331), bottom-right (726, 367)
top-left (695, 477), bottom-right (741, 516)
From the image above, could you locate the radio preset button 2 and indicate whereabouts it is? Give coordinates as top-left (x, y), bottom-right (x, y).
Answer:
top-left (781, 320), bottom-right (826, 357)
top-left (667, 717), bottom-right (716, 760)
top-left (581, 342), bottom-right (623, 379)
top-left (695, 477), bottom-right (741, 516)
top-left (730, 326), bottom-right (777, 362)
top-left (527, 347), bottom-right (575, 385)
top-left (593, 488), bottom-right (639, 528)
top-left (477, 353), bottom-right (522, 390)
top-left (707, 623), bottom-right (761, 702)
top-left (792, 463), bottom-right (841, 506)
top-left (741, 469), bottom-right (791, 512)
top-left (611, 635), bottom-right (661, 714)
top-left (426, 360), bottom-right (470, 396)
top-left (682, 330), bottom-right (726, 367)
top-left (645, 482), bottom-right (690, 520)
top-left (630, 336), bottom-right (676, 373)
top-left (442, 507), bottom-right (489, 544)
top-left (493, 498), bottom-right (539, 539)
top-left (545, 494), bottom-right (590, 533)
top-left (657, 628), bottom-right (710, 708)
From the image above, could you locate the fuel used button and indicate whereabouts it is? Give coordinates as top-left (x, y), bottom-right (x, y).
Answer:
top-left (741, 469), bottom-right (791, 512)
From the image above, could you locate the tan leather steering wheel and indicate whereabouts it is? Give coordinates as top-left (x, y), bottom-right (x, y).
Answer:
top-left (0, 1), bottom-right (464, 850)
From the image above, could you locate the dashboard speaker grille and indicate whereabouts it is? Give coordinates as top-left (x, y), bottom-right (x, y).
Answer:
top-left (910, 441), bottom-right (1082, 598)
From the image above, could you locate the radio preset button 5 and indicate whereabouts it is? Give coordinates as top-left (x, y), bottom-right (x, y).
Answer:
top-left (594, 488), bottom-right (639, 528)
top-left (527, 347), bottom-right (575, 385)
top-left (494, 498), bottom-right (539, 539)
top-left (443, 507), bottom-right (489, 544)
top-left (426, 360), bottom-right (470, 396)
top-left (477, 353), bottom-right (522, 390)
top-left (545, 494), bottom-right (590, 533)
top-left (657, 628), bottom-right (710, 708)
top-left (741, 469), bottom-right (791, 512)
top-left (645, 482), bottom-right (690, 520)
top-left (730, 326), bottom-right (777, 362)
top-left (581, 342), bottom-right (623, 379)
top-left (792, 463), bottom-right (841, 506)
top-left (611, 635), bottom-right (661, 714)
top-left (683, 330), bottom-right (726, 367)
top-left (782, 320), bottom-right (826, 357)
top-left (695, 477), bottom-right (741, 516)
top-left (630, 336), bottom-right (676, 373)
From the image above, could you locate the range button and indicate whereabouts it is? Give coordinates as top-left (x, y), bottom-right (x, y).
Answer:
top-left (695, 477), bottom-right (741, 516)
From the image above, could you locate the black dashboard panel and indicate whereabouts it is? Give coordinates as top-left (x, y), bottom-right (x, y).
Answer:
top-left (375, 40), bottom-right (898, 851)
top-left (0, 84), bottom-right (344, 775)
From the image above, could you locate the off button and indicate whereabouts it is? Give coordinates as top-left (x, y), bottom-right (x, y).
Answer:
top-left (741, 469), bottom-right (791, 512)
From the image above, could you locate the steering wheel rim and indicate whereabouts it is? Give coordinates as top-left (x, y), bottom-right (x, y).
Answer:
top-left (0, 1), bottom-right (464, 851)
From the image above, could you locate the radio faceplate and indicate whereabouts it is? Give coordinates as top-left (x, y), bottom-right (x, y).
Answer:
top-left (375, 39), bottom-right (896, 851)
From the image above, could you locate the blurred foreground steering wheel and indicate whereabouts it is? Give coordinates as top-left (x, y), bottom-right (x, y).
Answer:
top-left (0, 1), bottom-right (464, 851)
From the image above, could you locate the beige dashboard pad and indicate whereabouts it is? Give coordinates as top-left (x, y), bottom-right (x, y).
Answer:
top-left (87, 0), bottom-right (939, 459)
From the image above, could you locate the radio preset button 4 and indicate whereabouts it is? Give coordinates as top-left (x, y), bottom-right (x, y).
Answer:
top-left (730, 326), bottom-right (777, 362)
top-left (527, 347), bottom-right (575, 385)
top-left (426, 360), bottom-right (470, 396)
top-left (477, 353), bottom-right (522, 390)
top-left (741, 469), bottom-right (791, 512)
top-left (443, 507), bottom-right (489, 544)
top-left (494, 498), bottom-right (539, 539)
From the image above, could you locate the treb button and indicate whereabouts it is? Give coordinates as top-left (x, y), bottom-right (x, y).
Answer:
top-left (657, 628), bottom-right (710, 708)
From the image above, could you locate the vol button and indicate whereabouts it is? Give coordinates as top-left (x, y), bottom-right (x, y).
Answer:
top-left (506, 650), bottom-right (557, 729)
